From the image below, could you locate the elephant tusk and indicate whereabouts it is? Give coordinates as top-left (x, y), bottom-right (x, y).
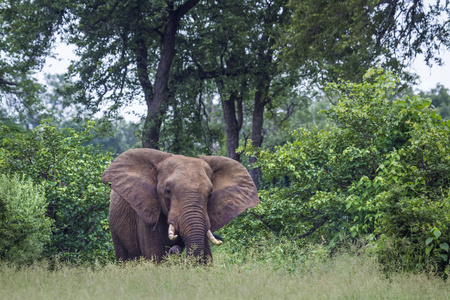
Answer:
top-left (206, 230), bottom-right (222, 245)
top-left (168, 224), bottom-right (178, 240)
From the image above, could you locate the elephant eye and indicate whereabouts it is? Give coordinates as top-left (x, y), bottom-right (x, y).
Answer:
top-left (165, 186), bottom-right (171, 195)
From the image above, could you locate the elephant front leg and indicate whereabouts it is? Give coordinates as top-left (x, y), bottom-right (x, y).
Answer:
top-left (168, 245), bottom-right (182, 255)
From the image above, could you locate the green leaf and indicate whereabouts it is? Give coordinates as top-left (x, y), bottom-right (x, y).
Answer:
top-left (425, 245), bottom-right (433, 256)
top-left (425, 237), bottom-right (434, 246)
top-left (439, 254), bottom-right (448, 262)
top-left (433, 229), bottom-right (442, 239)
top-left (439, 243), bottom-right (449, 252)
top-left (48, 181), bottom-right (58, 187)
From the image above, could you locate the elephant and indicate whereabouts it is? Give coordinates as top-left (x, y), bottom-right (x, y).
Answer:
top-left (101, 149), bottom-right (259, 262)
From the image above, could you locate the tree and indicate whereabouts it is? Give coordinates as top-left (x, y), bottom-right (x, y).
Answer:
top-left (184, 0), bottom-right (254, 161)
top-left (2, 0), bottom-right (202, 149)
top-left (246, 0), bottom-right (296, 184)
top-left (0, 0), bottom-right (64, 125)
top-left (281, 0), bottom-right (450, 83)
top-left (185, 0), bottom-right (299, 173)
top-left (65, 0), bottom-right (200, 149)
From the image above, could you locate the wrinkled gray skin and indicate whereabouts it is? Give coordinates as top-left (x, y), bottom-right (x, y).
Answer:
top-left (102, 149), bottom-right (259, 262)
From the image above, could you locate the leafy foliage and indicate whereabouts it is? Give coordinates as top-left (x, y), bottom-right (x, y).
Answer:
top-left (0, 0), bottom-right (64, 124)
top-left (281, 0), bottom-right (450, 83)
top-left (0, 120), bottom-right (114, 263)
top-left (2, 0), bottom-right (448, 154)
top-left (232, 68), bottom-right (450, 273)
top-left (0, 174), bottom-right (52, 265)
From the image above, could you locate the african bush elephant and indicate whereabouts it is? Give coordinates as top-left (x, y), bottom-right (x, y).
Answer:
top-left (101, 149), bottom-right (259, 262)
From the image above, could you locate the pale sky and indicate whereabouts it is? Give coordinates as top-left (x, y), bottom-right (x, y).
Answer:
top-left (408, 52), bottom-right (450, 91)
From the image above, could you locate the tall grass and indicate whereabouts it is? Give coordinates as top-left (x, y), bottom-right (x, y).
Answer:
top-left (1, 251), bottom-right (448, 300)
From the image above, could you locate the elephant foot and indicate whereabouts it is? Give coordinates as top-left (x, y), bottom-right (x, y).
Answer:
top-left (168, 245), bottom-right (182, 255)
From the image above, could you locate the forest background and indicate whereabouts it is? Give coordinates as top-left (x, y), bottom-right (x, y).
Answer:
top-left (1, 0), bottom-right (450, 277)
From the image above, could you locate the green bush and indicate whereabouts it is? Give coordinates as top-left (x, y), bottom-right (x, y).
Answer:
top-left (236, 68), bottom-right (450, 274)
top-left (0, 174), bottom-right (52, 264)
top-left (0, 120), bottom-right (114, 263)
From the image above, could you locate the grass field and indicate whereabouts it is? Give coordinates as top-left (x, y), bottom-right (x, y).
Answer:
top-left (1, 251), bottom-right (449, 300)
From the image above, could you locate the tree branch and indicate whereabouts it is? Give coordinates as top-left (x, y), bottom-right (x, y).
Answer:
top-left (175, 0), bottom-right (201, 22)
top-left (297, 216), bottom-right (329, 239)
top-left (250, 212), bottom-right (279, 236)
top-left (0, 77), bottom-right (17, 86)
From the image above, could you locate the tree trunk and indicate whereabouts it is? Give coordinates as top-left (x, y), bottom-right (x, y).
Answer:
top-left (141, 7), bottom-right (176, 149)
top-left (221, 90), bottom-right (243, 162)
top-left (249, 78), bottom-right (270, 186)
top-left (249, 31), bottom-right (273, 185)
top-left (140, 0), bottom-right (200, 149)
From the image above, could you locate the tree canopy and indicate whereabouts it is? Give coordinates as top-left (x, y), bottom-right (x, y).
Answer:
top-left (281, 0), bottom-right (450, 83)
top-left (1, 0), bottom-right (448, 157)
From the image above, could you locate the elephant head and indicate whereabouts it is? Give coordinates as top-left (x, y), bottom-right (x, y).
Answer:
top-left (101, 149), bottom-right (259, 262)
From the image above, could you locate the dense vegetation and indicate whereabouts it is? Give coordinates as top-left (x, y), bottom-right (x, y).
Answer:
top-left (0, 175), bottom-right (52, 264)
top-left (225, 69), bottom-right (450, 274)
top-left (0, 121), bottom-right (114, 263)
top-left (0, 0), bottom-right (450, 282)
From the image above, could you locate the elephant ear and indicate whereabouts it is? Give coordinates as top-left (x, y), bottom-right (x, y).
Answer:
top-left (102, 149), bottom-right (172, 227)
top-left (199, 156), bottom-right (260, 232)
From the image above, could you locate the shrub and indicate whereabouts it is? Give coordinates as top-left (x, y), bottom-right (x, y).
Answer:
top-left (236, 68), bottom-right (450, 273)
top-left (0, 120), bottom-right (114, 263)
top-left (0, 174), bottom-right (52, 264)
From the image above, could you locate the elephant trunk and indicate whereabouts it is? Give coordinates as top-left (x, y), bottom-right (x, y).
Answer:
top-left (178, 206), bottom-right (210, 260)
